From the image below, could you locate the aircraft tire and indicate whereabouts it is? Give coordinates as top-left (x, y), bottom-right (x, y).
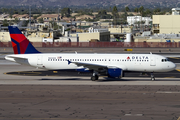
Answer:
top-left (151, 77), bottom-right (155, 81)
top-left (91, 75), bottom-right (99, 81)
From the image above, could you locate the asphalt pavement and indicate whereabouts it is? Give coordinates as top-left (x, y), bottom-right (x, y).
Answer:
top-left (0, 48), bottom-right (180, 120)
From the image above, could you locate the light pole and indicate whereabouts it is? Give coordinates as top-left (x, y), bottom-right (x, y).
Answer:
top-left (58, 7), bottom-right (61, 30)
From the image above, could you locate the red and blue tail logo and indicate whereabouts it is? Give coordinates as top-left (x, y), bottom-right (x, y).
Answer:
top-left (8, 26), bottom-right (40, 54)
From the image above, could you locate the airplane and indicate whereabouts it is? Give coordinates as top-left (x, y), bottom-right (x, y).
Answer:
top-left (5, 26), bottom-right (176, 81)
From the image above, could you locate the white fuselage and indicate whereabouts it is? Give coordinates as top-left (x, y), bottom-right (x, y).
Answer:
top-left (5, 53), bottom-right (176, 72)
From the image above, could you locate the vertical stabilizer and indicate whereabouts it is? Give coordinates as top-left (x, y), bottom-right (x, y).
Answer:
top-left (8, 26), bottom-right (40, 54)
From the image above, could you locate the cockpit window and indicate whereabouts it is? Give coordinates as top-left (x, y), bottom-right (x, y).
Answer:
top-left (161, 59), bottom-right (169, 62)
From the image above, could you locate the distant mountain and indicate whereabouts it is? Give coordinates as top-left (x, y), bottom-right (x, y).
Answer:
top-left (0, 0), bottom-right (179, 8)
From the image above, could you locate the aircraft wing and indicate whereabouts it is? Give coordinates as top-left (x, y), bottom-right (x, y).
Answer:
top-left (67, 60), bottom-right (119, 71)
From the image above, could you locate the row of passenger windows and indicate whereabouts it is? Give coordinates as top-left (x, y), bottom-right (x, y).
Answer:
top-left (48, 59), bottom-right (149, 62)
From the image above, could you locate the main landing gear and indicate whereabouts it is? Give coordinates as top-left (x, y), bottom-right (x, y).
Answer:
top-left (151, 72), bottom-right (155, 81)
top-left (91, 72), bottom-right (99, 81)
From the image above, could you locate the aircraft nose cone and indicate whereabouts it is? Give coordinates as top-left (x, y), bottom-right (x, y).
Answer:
top-left (173, 63), bottom-right (177, 69)
top-left (170, 62), bottom-right (176, 70)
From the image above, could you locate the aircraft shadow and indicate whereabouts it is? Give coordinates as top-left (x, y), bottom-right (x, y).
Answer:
top-left (5, 70), bottom-right (180, 82)
top-left (40, 78), bottom-right (89, 81)
top-left (39, 77), bottom-right (180, 82)
top-left (102, 77), bottom-right (180, 82)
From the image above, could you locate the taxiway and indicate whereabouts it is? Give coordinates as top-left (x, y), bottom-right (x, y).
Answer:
top-left (0, 53), bottom-right (180, 120)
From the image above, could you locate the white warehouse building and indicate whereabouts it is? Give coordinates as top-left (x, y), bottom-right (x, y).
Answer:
top-left (127, 16), bottom-right (152, 25)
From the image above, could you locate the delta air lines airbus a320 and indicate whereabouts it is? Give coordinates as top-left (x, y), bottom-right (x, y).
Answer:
top-left (5, 26), bottom-right (176, 81)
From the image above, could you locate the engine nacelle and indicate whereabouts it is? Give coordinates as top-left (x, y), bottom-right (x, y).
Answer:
top-left (108, 68), bottom-right (123, 78)
top-left (76, 68), bottom-right (90, 72)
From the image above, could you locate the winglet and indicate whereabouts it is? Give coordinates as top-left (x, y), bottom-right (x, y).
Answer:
top-left (8, 26), bottom-right (41, 54)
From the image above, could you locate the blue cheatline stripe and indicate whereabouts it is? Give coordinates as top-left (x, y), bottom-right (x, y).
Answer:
top-left (11, 38), bottom-right (20, 54)
top-left (8, 26), bottom-right (22, 34)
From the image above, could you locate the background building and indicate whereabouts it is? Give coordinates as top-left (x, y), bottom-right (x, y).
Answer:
top-left (71, 28), bottom-right (110, 42)
top-left (127, 16), bottom-right (152, 26)
top-left (153, 8), bottom-right (180, 34)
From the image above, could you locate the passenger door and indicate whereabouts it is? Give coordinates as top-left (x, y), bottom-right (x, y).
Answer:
top-left (150, 56), bottom-right (156, 66)
top-left (37, 56), bottom-right (43, 65)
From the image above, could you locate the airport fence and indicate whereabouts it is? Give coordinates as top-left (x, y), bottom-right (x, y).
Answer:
top-left (0, 42), bottom-right (179, 48)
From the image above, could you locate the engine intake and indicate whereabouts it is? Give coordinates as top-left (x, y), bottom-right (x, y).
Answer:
top-left (108, 68), bottom-right (123, 78)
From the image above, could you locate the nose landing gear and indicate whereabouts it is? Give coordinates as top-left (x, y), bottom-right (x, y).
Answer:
top-left (151, 72), bottom-right (155, 81)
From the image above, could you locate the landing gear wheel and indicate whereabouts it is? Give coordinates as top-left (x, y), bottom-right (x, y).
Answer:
top-left (151, 72), bottom-right (155, 81)
top-left (151, 77), bottom-right (155, 81)
top-left (91, 75), bottom-right (99, 81)
top-left (118, 75), bottom-right (122, 79)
